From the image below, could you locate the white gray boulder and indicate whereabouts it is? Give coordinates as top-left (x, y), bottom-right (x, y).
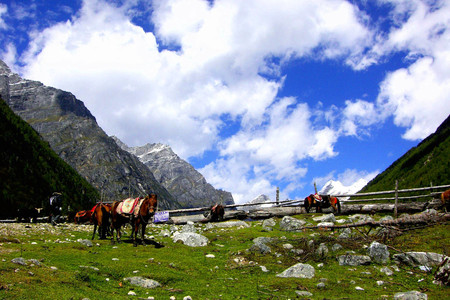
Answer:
top-left (338, 254), bottom-right (371, 266)
top-left (124, 276), bottom-right (161, 289)
top-left (172, 232), bottom-right (209, 247)
top-left (367, 241), bottom-right (390, 264)
top-left (393, 290), bottom-right (427, 300)
top-left (279, 216), bottom-right (306, 231)
top-left (393, 252), bottom-right (445, 267)
top-left (276, 263), bottom-right (315, 278)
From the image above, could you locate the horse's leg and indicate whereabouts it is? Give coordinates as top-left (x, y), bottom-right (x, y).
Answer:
top-left (141, 224), bottom-right (147, 246)
top-left (110, 221), bottom-right (117, 244)
top-left (92, 224), bottom-right (97, 240)
top-left (133, 222), bottom-right (139, 247)
top-left (304, 199), bottom-right (310, 213)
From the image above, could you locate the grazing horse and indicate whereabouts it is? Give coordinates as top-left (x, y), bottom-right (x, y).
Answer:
top-left (440, 189), bottom-right (450, 211)
top-left (16, 208), bottom-right (39, 223)
top-left (304, 194), bottom-right (341, 214)
top-left (91, 203), bottom-right (111, 240)
top-left (203, 204), bottom-right (225, 222)
top-left (74, 210), bottom-right (92, 224)
top-left (110, 193), bottom-right (158, 246)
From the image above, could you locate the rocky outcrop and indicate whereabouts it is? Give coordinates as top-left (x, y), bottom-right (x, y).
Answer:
top-left (0, 60), bottom-right (179, 209)
top-left (112, 137), bottom-right (234, 208)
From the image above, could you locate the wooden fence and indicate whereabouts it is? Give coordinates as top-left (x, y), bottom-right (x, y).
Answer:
top-left (165, 183), bottom-right (450, 216)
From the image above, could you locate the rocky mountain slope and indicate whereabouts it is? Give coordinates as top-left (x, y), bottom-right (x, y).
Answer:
top-left (0, 60), bottom-right (180, 209)
top-left (360, 114), bottom-right (450, 193)
top-left (113, 137), bottom-right (234, 208)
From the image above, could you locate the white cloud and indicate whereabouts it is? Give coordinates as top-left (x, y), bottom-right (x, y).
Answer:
top-left (11, 0), bottom-right (449, 203)
top-left (377, 56), bottom-right (450, 140)
top-left (368, 0), bottom-right (450, 140)
top-left (341, 99), bottom-right (380, 136)
top-left (0, 4), bottom-right (7, 30)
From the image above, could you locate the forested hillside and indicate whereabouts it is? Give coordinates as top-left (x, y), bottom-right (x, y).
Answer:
top-left (360, 114), bottom-right (450, 193)
top-left (0, 98), bottom-right (99, 219)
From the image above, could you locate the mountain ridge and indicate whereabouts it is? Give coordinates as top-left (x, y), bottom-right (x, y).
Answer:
top-left (0, 60), bottom-right (180, 209)
top-left (113, 136), bottom-right (234, 208)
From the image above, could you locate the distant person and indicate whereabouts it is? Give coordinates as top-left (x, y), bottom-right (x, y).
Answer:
top-left (49, 192), bottom-right (62, 226)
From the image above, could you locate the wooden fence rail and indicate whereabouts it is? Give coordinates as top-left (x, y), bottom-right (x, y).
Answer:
top-left (162, 183), bottom-right (450, 215)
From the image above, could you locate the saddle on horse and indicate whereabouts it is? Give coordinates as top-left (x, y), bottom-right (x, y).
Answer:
top-left (116, 197), bottom-right (143, 217)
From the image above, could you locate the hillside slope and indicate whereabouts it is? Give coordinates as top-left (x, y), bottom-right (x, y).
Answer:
top-left (0, 97), bottom-right (100, 218)
top-left (360, 114), bottom-right (450, 193)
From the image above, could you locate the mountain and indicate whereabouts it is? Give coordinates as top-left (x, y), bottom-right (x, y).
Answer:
top-left (0, 97), bottom-right (100, 218)
top-left (359, 114), bottom-right (450, 193)
top-left (244, 194), bottom-right (273, 210)
top-left (319, 179), bottom-right (368, 200)
top-left (0, 60), bottom-right (180, 210)
top-left (113, 137), bottom-right (234, 208)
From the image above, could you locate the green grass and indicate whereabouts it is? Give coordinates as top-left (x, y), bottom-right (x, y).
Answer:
top-left (0, 213), bottom-right (448, 299)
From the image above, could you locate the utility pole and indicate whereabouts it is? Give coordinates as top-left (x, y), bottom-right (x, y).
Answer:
top-left (276, 187), bottom-right (279, 205)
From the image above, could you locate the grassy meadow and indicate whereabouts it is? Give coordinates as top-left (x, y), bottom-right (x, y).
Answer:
top-left (0, 212), bottom-right (449, 299)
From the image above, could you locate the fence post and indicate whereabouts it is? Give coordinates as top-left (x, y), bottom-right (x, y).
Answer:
top-left (394, 180), bottom-right (398, 218)
top-left (276, 187), bottom-right (279, 206)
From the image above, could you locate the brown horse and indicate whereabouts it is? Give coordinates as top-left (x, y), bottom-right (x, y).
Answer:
top-left (440, 189), bottom-right (450, 211)
top-left (304, 194), bottom-right (341, 214)
top-left (74, 210), bottom-right (92, 224)
top-left (110, 193), bottom-right (158, 246)
top-left (202, 204), bottom-right (225, 222)
top-left (91, 203), bottom-right (111, 240)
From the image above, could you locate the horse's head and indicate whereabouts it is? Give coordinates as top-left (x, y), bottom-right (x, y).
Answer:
top-left (146, 193), bottom-right (158, 215)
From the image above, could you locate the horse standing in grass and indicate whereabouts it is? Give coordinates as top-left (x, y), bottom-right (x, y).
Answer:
top-left (304, 194), bottom-right (341, 214)
top-left (110, 193), bottom-right (158, 246)
top-left (91, 203), bottom-right (111, 240)
top-left (440, 189), bottom-right (450, 212)
top-left (74, 210), bottom-right (92, 224)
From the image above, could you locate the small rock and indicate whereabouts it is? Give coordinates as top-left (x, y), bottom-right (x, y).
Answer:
top-left (380, 266), bottom-right (393, 276)
top-left (128, 291), bottom-right (136, 296)
top-left (296, 291), bottom-right (313, 297)
top-left (78, 239), bottom-right (93, 247)
top-left (283, 243), bottom-right (293, 250)
top-left (11, 258), bottom-right (27, 266)
top-left (205, 254), bottom-right (215, 258)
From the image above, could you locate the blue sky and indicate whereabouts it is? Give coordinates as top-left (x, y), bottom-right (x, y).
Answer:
top-left (1, 0), bottom-right (449, 203)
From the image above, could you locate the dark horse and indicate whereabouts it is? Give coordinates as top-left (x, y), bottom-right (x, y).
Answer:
top-left (304, 194), bottom-right (341, 214)
top-left (110, 193), bottom-right (158, 246)
top-left (91, 203), bottom-right (111, 240)
top-left (202, 204), bottom-right (225, 222)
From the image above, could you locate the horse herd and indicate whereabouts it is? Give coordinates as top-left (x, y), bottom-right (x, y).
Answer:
top-left (21, 189), bottom-right (450, 247)
top-left (74, 193), bottom-right (225, 247)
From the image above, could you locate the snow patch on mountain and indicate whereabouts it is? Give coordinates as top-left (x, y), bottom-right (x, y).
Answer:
top-left (319, 179), bottom-right (367, 200)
